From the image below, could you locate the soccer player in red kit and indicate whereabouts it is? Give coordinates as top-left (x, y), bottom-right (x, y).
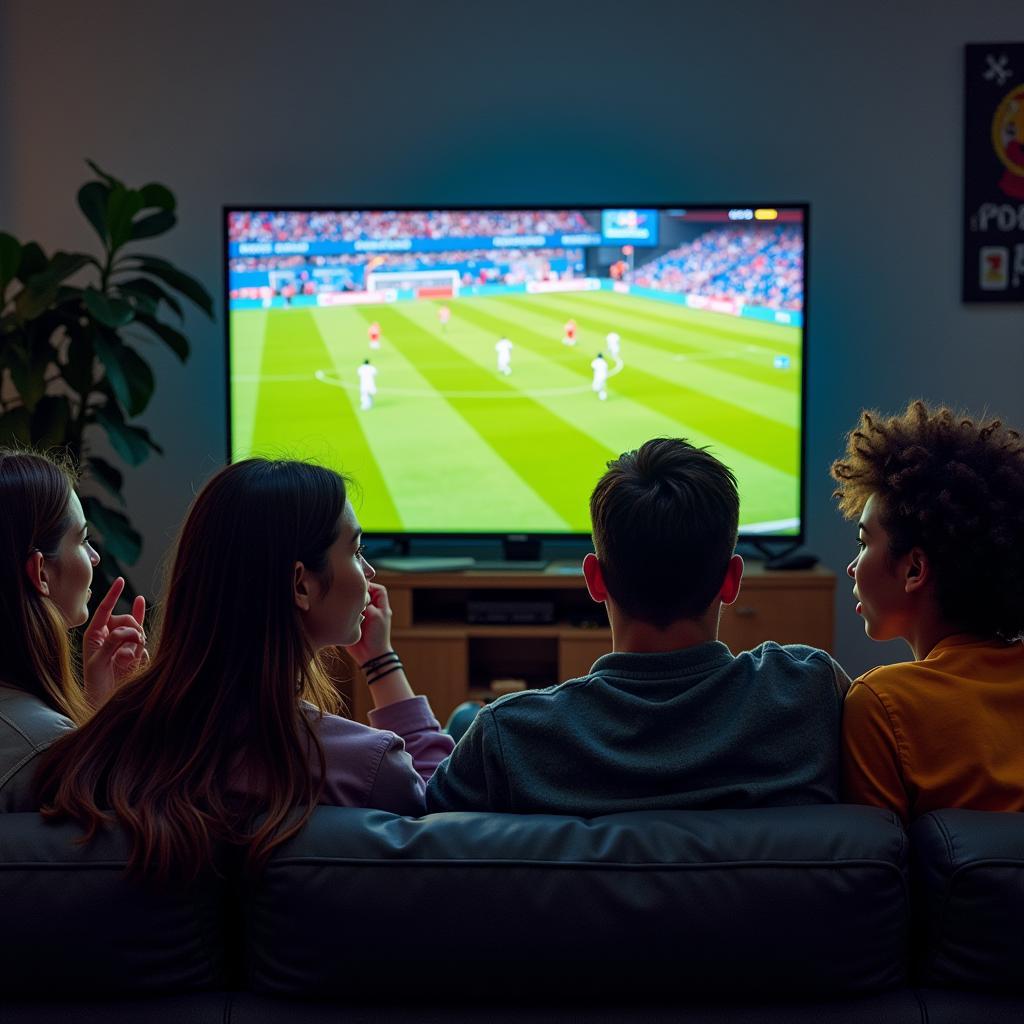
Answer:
top-left (368, 321), bottom-right (381, 350)
top-left (562, 318), bottom-right (577, 347)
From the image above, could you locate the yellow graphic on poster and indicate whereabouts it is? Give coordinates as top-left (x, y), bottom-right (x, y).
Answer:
top-left (992, 83), bottom-right (1024, 198)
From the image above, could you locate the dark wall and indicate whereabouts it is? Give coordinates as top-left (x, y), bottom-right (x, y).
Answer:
top-left (2, 0), bottom-right (1023, 673)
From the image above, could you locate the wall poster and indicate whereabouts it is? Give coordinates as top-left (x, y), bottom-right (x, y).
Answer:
top-left (963, 43), bottom-right (1024, 302)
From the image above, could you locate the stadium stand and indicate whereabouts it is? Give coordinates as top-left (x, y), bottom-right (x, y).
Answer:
top-left (634, 226), bottom-right (803, 311)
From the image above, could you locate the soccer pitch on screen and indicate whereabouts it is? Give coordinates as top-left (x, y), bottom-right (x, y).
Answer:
top-left (229, 291), bottom-right (802, 535)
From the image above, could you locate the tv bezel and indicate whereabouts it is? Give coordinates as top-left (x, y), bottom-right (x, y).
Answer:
top-left (222, 202), bottom-right (810, 548)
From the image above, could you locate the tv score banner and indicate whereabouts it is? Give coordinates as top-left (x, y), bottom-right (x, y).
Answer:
top-left (229, 211), bottom-right (662, 259)
top-left (601, 209), bottom-right (660, 243)
top-left (963, 43), bottom-right (1024, 302)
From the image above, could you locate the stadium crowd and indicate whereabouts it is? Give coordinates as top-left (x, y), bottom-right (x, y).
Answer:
top-left (633, 226), bottom-right (803, 311)
top-left (229, 210), bottom-right (592, 244)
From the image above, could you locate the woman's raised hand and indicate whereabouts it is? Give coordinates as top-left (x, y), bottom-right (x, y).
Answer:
top-left (346, 581), bottom-right (392, 666)
top-left (82, 577), bottom-right (148, 709)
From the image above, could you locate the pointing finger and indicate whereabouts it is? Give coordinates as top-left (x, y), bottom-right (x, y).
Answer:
top-left (85, 577), bottom-right (125, 640)
top-left (132, 594), bottom-right (146, 630)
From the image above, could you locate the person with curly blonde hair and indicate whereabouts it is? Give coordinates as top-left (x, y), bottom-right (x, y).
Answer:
top-left (831, 400), bottom-right (1024, 822)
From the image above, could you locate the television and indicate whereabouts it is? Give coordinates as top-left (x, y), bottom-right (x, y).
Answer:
top-left (224, 205), bottom-right (807, 557)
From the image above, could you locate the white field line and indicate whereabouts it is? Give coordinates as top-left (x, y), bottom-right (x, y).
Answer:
top-left (232, 347), bottom-right (794, 398)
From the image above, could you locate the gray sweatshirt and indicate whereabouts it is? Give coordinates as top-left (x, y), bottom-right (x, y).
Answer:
top-left (0, 683), bottom-right (74, 812)
top-left (427, 641), bottom-right (850, 816)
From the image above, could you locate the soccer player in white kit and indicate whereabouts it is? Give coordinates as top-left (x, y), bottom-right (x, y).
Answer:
top-left (357, 358), bottom-right (378, 410)
top-left (591, 352), bottom-right (609, 401)
top-left (605, 331), bottom-right (621, 360)
top-left (495, 336), bottom-right (513, 375)
top-left (438, 305), bottom-right (451, 332)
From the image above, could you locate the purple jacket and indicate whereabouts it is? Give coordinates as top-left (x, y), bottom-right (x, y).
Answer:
top-left (306, 696), bottom-right (453, 816)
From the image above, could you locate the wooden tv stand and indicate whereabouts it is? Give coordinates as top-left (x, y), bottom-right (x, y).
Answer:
top-left (340, 562), bottom-right (836, 725)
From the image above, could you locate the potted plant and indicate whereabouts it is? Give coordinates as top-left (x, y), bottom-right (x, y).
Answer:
top-left (0, 160), bottom-right (213, 596)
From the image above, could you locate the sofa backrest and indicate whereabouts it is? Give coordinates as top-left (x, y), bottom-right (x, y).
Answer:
top-left (0, 813), bottom-right (231, 996)
top-left (242, 804), bottom-right (909, 1001)
top-left (912, 809), bottom-right (1024, 991)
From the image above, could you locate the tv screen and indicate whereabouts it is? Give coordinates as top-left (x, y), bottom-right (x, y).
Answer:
top-left (225, 205), bottom-right (806, 540)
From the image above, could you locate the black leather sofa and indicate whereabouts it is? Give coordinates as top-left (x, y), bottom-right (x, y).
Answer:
top-left (1, 804), bottom-right (1023, 1022)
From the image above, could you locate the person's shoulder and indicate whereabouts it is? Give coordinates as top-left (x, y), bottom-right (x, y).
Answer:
top-left (743, 641), bottom-right (836, 671)
top-left (303, 704), bottom-right (397, 752)
top-left (740, 642), bottom-right (849, 693)
top-left (849, 660), bottom-right (919, 696)
top-left (487, 677), bottom-right (589, 716)
top-left (0, 684), bottom-right (75, 751)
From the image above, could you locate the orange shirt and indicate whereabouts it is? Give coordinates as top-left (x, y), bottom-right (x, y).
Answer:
top-left (842, 635), bottom-right (1024, 822)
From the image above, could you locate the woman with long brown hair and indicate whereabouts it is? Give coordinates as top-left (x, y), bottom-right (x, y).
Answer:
top-left (0, 449), bottom-right (147, 811)
top-left (36, 458), bottom-right (454, 881)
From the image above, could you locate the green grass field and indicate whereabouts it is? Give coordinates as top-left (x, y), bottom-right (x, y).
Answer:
top-left (230, 291), bottom-right (801, 534)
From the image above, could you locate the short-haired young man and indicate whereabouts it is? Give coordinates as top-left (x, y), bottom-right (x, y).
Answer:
top-left (427, 438), bottom-right (849, 815)
top-left (832, 401), bottom-right (1024, 823)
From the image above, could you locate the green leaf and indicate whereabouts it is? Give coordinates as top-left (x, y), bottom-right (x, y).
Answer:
top-left (85, 160), bottom-right (123, 189)
top-left (16, 243), bottom-right (47, 282)
top-left (29, 394), bottom-right (71, 448)
top-left (78, 181), bottom-right (110, 244)
top-left (0, 407), bottom-right (31, 445)
top-left (13, 294), bottom-right (46, 323)
top-left (129, 209), bottom-right (176, 241)
top-left (138, 183), bottom-right (176, 212)
top-left (106, 186), bottom-right (144, 252)
top-left (86, 455), bottom-right (124, 505)
top-left (134, 311), bottom-right (189, 361)
top-left (82, 495), bottom-right (142, 565)
top-left (83, 286), bottom-right (135, 328)
top-left (28, 251), bottom-right (93, 292)
top-left (6, 341), bottom-right (50, 411)
top-left (92, 329), bottom-right (132, 414)
top-left (93, 406), bottom-right (162, 465)
top-left (121, 345), bottom-right (155, 415)
top-left (130, 256), bottom-right (214, 317)
top-left (54, 284), bottom-right (85, 304)
top-left (116, 277), bottom-right (183, 320)
top-left (64, 326), bottom-right (95, 394)
top-left (0, 233), bottom-right (21, 293)
top-left (13, 287), bottom-right (53, 324)
top-left (116, 283), bottom-right (157, 316)
top-left (94, 333), bottom-right (154, 416)
top-left (16, 252), bottom-right (94, 321)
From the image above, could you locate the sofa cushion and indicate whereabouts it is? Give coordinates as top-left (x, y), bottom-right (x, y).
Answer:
top-left (912, 809), bottom-right (1024, 990)
top-left (0, 813), bottom-right (230, 995)
top-left (917, 988), bottom-right (1024, 1024)
top-left (228, 990), bottom-right (927, 1024)
top-left (243, 804), bottom-right (908, 1000)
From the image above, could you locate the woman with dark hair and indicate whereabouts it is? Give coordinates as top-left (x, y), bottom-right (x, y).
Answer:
top-left (36, 458), bottom-right (454, 881)
top-left (0, 449), bottom-right (147, 811)
top-left (832, 400), bottom-right (1024, 822)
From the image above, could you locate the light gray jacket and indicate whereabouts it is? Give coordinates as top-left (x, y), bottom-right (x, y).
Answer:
top-left (0, 683), bottom-right (74, 812)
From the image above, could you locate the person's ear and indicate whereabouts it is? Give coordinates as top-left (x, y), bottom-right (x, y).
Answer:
top-left (582, 552), bottom-right (608, 604)
top-left (293, 561), bottom-right (312, 612)
top-left (24, 550), bottom-right (50, 597)
top-left (718, 554), bottom-right (744, 606)
top-left (904, 548), bottom-right (929, 594)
